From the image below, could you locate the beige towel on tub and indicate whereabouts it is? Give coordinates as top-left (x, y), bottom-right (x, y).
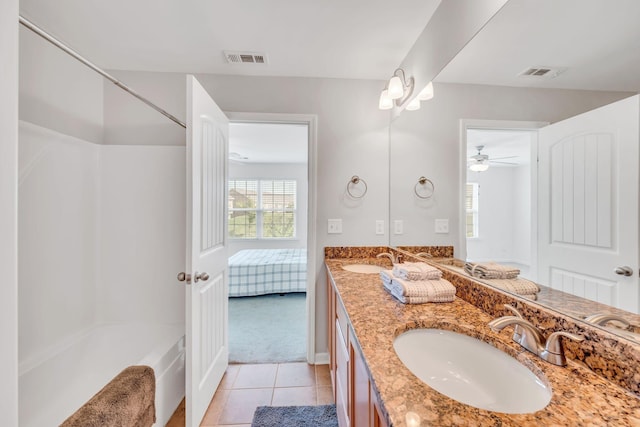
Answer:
top-left (60, 365), bottom-right (156, 427)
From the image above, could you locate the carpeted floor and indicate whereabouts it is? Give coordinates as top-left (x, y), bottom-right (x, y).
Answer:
top-left (251, 405), bottom-right (338, 427)
top-left (229, 292), bottom-right (307, 363)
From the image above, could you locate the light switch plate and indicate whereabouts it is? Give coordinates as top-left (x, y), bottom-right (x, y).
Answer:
top-left (435, 218), bottom-right (449, 234)
top-left (375, 220), bottom-right (385, 235)
top-left (328, 218), bottom-right (342, 234)
top-left (394, 220), bottom-right (403, 235)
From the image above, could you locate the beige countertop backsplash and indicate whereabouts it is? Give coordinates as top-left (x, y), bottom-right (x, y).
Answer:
top-left (325, 246), bottom-right (640, 426)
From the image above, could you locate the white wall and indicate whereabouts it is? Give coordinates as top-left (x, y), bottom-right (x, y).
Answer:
top-left (103, 71), bottom-right (392, 354)
top-left (466, 164), bottom-right (531, 265)
top-left (511, 163), bottom-right (532, 265)
top-left (389, 82), bottom-right (633, 256)
top-left (97, 146), bottom-right (186, 324)
top-left (228, 162), bottom-right (308, 256)
top-left (0, 0), bottom-right (19, 422)
top-left (19, 26), bottom-right (104, 144)
top-left (18, 122), bottom-right (99, 367)
top-left (466, 167), bottom-right (515, 262)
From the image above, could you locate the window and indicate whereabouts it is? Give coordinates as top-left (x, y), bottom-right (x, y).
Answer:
top-left (228, 179), bottom-right (297, 239)
top-left (466, 183), bottom-right (479, 238)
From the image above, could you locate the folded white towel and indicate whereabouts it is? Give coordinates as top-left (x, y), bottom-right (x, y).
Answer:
top-left (380, 270), bottom-right (393, 285)
top-left (482, 277), bottom-right (540, 296)
top-left (382, 275), bottom-right (456, 303)
top-left (392, 262), bottom-right (442, 281)
top-left (464, 262), bottom-right (520, 279)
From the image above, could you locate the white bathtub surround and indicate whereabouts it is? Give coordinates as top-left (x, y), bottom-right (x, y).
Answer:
top-left (19, 323), bottom-right (184, 427)
top-left (18, 122), bottom-right (186, 426)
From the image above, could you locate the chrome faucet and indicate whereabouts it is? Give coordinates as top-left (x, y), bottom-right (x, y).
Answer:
top-left (415, 252), bottom-right (433, 258)
top-left (376, 252), bottom-right (397, 264)
top-left (489, 304), bottom-right (585, 366)
top-left (584, 313), bottom-right (631, 329)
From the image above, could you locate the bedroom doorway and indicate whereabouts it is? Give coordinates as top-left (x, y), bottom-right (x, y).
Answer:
top-left (226, 117), bottom-right (314, 364)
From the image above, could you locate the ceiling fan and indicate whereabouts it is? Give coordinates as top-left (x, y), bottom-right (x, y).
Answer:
top-left (468, 145), bottom-right (518, 172)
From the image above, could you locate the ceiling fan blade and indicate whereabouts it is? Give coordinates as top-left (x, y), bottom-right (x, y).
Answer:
top-left (490, 155), bottom-right (518, 160)
top-left (489, 160), bottom-right (519, 165)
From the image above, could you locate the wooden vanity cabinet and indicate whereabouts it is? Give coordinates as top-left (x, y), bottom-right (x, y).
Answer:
top-left (327, 272), bottom-right (388, 427)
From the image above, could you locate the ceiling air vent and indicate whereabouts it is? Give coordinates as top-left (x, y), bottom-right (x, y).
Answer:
top-left (224, 51), bottom-right (268, 65)
top-left (518, 66), bottom-right (566, 79)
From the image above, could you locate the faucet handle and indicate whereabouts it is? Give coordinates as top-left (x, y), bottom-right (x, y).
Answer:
top-left (544, 331), bottom-right (585, 355)
top-left (584, 313), bottom-right (631, 329)
top-left (502, 304), bottom-right (524, 318)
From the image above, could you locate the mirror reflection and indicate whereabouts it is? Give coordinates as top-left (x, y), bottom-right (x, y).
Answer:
top-left (389, 0), bottom-right (640, 342)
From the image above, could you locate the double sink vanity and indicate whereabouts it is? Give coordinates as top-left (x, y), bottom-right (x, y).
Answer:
top-left (325, 246), bottom-right (640, 426)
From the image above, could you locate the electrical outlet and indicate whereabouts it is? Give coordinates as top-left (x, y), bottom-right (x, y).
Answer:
top-left (375, 220), bottom-right (385, 235)
top-left (435, 218), bottom-right (449, 234)
top-left (328, 219), bottom-right (342, 234)
top-left (394, 220), bottom-right (403, 235)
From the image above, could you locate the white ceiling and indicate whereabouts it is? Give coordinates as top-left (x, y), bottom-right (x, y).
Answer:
top-left (467, 129), bottom-right (533, 167)
top-left (229, 122), bottom-right (308, 164)
top-left (18, 0), bottom-right (440, 80)
top-left (436, 0), bottom-right (640, 92)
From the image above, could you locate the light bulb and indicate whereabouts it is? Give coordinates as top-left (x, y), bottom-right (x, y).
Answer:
top-left (378, 90), bottom-right (393, 110)
top-left (405, 97), bottom-right (421, 111)
top-left (469, 161), bottom-right (489, 172)
top-left (388, 75), bottom-right (404, 99)
top-left (417, 81), bottom-right (434, 101)
top-left (406, 411), bottom-right (421, 427)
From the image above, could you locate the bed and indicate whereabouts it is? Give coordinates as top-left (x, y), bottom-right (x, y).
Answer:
top-left (228, 248), bottom-right (307, 297)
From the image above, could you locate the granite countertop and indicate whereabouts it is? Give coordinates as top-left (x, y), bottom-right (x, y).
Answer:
top-left (325, 258), bottom-right (640, 427)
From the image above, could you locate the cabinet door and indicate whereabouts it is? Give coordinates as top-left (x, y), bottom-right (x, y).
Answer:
top-left (370, 384), bottom-right (388, 427)
top-left (350, 338), bottom-right (370, 427)
top-left (327, 272), bottom-right (336, 393)
top-left (335, 320), bottom-right (350, 427)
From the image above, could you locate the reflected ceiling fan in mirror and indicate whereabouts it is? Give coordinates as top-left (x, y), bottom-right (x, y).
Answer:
top-left (468, 145), bottom-right (518, 172)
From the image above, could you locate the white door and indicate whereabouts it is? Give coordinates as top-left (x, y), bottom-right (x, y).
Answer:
top-left (184, 75), bottom-right (229, 426)
top-left (538, 95), bottom-right (639, 313)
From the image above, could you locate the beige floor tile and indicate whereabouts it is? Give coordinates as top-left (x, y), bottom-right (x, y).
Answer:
top-left (219, 364), bottom-right (241, 389)
top-left (275, 362), bottom-right (316, 388)
top-left (315, 364), bottom-right (332, 386)
top-left (316, 385), bottom-right (335, 405)
top-left (199, 388), bottom-right (231, 426)
top-left (166, 398), bottom-right (185, 427)
top-left (271, 386), bottom-right (317, 406)
top-left (218, 388), bottom-right (273, 425)
top-left (233, 363), bottom-right (278, 389)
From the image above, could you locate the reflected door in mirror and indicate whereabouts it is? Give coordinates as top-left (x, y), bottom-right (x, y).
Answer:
top-left (537, 95), bottom-right (640, 314)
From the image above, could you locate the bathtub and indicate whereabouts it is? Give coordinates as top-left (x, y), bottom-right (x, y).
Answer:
top-left (19, 322), bottom-right (185, 427)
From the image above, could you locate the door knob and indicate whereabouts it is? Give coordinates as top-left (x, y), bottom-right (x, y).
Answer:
top-left (194, 271), bottom-right (210, 283)
top-left (614, 266), bottom-right (633, 276)
top-left (177, 272), bottom-right (192, 284)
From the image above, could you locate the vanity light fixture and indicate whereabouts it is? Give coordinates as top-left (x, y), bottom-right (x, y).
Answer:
top-left (417, 81), bottom-right (434, 101)
top-left (378, 89), bottom-right (393, 110)
top-left (378, 68), bottom-right (414, 110)
top-left (405, 97), bottom-right (421, 111)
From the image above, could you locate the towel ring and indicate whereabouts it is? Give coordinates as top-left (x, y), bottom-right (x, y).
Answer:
top-left (414, 176), bottom-right (434, 199)
top-left (347, 175), bottom-right (368, 199)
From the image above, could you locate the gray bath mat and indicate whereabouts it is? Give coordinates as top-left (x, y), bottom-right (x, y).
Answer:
top-left (251, 404), bottom-right (338, 427)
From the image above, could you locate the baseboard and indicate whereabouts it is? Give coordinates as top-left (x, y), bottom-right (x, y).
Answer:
top-left (314, 352), bottom-right (329, 365)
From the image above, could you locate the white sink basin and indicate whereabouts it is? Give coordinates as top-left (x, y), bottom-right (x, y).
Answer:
top-left (342, 264), bottom-right (385, 274)
top-left (393, 329), bottom-right (552, 414)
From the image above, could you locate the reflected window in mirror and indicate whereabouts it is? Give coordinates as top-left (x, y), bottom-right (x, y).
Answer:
top-left (465, 183), bottom-right (479, 238)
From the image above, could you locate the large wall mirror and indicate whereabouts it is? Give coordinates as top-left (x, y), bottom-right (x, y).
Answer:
top-left (389, 0), bottom-right (640, 343)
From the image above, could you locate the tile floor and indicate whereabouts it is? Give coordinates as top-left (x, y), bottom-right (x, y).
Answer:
top-left (166, 362), bottom-right (333, 427)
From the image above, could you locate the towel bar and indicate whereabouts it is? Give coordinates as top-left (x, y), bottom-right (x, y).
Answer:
top-left (414, 176), bottom-right (434, 199)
